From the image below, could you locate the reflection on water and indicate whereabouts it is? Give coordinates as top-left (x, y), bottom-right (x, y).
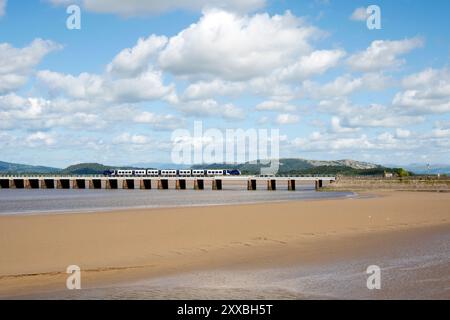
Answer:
top-left (0, 184), bottom-right (353, 216)
top-left (33, 227), bottom-right (450, 300)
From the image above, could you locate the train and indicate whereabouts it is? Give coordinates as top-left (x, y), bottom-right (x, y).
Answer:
top-left (103, 169), bottom-right (241, 177)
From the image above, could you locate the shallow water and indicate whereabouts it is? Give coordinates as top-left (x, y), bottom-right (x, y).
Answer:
top-left (0, 186), bottom-right (353, 216)
top-left (29, 226), bottom-right (450, 300)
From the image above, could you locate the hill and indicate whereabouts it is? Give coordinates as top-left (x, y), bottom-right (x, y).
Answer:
top-left (0, 161), bottom-right (60, 174)
top-left (191, 158), bottom-right (387, 176)
top-left (402, 163), bottom-right (450, 175)
top-left (61, 163), bottom-right (143, 175)
top-left (0, 158), bottom-right (408, 176)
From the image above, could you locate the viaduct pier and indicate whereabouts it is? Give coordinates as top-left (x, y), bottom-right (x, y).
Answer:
top-left (0, 176), bottom-right (335, 191)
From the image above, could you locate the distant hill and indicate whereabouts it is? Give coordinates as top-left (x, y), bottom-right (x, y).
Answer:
top-left (191, 158), bottom-right (386, 175)
top-left (61, 163), bottom-right (140, 175)
top-left (0, 161), bottom-right (60, 174)
top-left (0, 158), bottom-right (410, 176)
top-left (61, 163), bottom-right (114, 175)
top-left (402, 163), bottom-right (450, 175)
top-left (0, 161), bottom-right (138, 175)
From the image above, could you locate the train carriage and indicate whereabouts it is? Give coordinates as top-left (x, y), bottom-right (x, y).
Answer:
top-left (104, 168), bottom-right (240, 177)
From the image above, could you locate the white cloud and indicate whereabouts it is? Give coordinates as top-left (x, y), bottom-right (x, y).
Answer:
top-left (395, 128), bottom-right (411, 138)
top-left (350, 7), bottom-right (367, 21)
top-left (0, 93), bottom-right (110, 130)
top-left (347, 38), bottom-right (424, 72)
top-left (302, 73), bottom-right (391, 99)
top-left (275, 113), bottom-right (299, 125)
top-left (277, 49), bottom-right (345, 81)
top-left (292, 132), bottom-right (374, 152)
top-left (133, 111), bottom-right (181, 130)
top-left (37, 69), bottom-right (175, 103)
top-left (25, 132), bottom-right (56, 147)
top-left (113, 132), bottom-right (152, 145)
top-left (176, 99), bottom-right (245, 120)
top-left (158, 9), bottom-right (322, 80)
top-left (256, 100), bottom-right (297, 112)
top-left (330, 117), bottom-right (359, 133)
top-left (0, 39), bottom-right (61, 94)
top-left (340, 105), bottom-right (424, 128)
top-left (182, 79), bottom-right (246, 100)
top-left (432, 128), bottom-right (450, 138)
top-left (0, 0), bottom-right (6, 17)
top-left (317, 98), bottom-right (425, 128)
top-left (401, 68), bottom-right (444, 88)
top-left (46, 112), bottom-right (107, 129)
top-left (393, 68), bottom-right (450, 113)
top-left (107, 35), bottom-right (168, 77)
top-left (290, 129), bottom-right (427, 154)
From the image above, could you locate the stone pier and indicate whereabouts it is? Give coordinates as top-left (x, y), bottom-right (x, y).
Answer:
top-left (158, 179), bottom-right (169, 190)
top-left (288, 179), bottom-right (296, 191)
top-left (140, 179), bottom-right (152, 190)
top-left (212, 179), bottom-right (222, 190)
top-left (247, 179), bottom-right (257, 190)
top-left (315, 179), bottom-right (323, 190)
top-left (176, 179), bottom-right (186, 190)
top-left (194, 179), bottom-right (204, 190)
top-left (267, 179), bottom-right (276, 191)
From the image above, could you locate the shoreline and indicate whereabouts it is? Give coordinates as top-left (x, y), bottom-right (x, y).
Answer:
top-left (1, 191), bottom-right (449, 298)
top-left (0, 189), bottom-right (356, 217)
top-left (0, 189), bottom-right (358, 217)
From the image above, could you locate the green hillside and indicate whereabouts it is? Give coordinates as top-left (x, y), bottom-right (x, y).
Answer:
top-left (61, 163), bottom-right (141, 175)
top-left (192, 158), bottom-right (408, 176)
top-left (0, 161), bottom-right (60, 174)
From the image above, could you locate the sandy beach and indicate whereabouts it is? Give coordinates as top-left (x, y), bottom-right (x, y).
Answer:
top-left (1, 191), bottom-right (449, 299)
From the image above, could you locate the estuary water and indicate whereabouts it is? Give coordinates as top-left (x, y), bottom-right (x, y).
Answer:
top-left (0, 185), bottom-right (353, 216)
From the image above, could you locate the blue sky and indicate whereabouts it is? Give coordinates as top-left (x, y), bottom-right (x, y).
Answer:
top-left (0, 0), bottom-right (449, 168)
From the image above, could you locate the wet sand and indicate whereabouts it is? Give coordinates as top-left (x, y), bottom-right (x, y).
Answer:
top-left (0, 191), bottom-right (449, 299)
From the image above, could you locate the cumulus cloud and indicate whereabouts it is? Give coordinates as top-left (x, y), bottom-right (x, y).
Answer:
top-left (113, 132), bottom-right (152, 145)
top-left (330, 117), bottom-right (359, 133)
top-left (276, 49), bottom-right (346, 81)
top-left (256, 100), bottom-right (297, 112)
top-left (347, 38), bottom-right (424, 72)
top-left (0, 39), bottom-right (61, 94)
top-left (107, 35), bottom-right (168, 77)
top-left (176, 99), bottom-right (245, 120)
top-left (395, 128), bottom-right (411, 138)
top-left (393, 67), bottom-right (450, 113)
top-left (291, 132), bottom-right (374, 152)
top-left (158, 9), bottom-right (322, 80)
top-left (275, 113), bottom-right (299, 125)
top-left (302, 72), bottom-right (391, 99)
top-left (317, 98), bottom-right (425, 129)
top-left (133, 111), bottom-right (181, 130)
top-left (182, 80), bottom-right (246, 100)
top-left (0, 93), bottom-right (110, 130)
top-left (290, 128), bottom-right (428, 154)
top-left (37, 69), bottom-right (175, 103)
top-left (25, 131), bottom-right (56, 147)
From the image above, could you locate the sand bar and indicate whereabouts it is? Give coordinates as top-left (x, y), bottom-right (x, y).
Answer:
top-left (0, 191), bottom-right (449, 298)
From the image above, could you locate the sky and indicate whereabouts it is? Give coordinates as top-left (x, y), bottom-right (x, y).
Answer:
top-left (0, 0), bottom-right (449, 168)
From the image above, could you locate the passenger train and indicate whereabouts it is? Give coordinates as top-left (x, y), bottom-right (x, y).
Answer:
top-left (103, 169), bottom-right (241, 177)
